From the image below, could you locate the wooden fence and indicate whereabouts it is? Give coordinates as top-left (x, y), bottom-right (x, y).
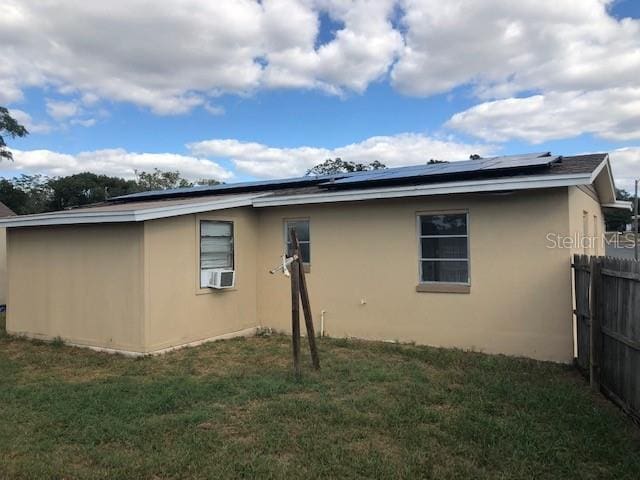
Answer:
top-left (573, 255), bottom-right (592, 376)
top-left (573, 255), bottom-right (640, 423)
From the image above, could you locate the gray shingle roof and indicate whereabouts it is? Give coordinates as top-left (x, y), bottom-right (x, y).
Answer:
top-left (0, 202), bottom-right (16, 218)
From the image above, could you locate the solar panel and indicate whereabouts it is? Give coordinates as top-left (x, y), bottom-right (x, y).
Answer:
top-left (112, 172), bottom-right (355, 201)
top-left (111, 152), bottom-right (558, 202)
top-left (324, 152), bottom-right (558, 186)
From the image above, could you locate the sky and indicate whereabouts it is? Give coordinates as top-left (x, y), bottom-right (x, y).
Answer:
top-left (1, 0), bottom-right (639, 191)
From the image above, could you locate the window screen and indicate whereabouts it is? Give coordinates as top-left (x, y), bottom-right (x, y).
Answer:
top-left (419, 213), bottom-right (469, 284)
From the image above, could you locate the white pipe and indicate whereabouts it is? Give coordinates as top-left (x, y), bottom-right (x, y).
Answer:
top-left (320, 310), bottom-right (326, 337)
top-left (269, 254), bottom-right (297, 275)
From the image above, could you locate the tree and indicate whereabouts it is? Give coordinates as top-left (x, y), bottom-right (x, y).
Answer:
top-left (48, 172), bottom-right (140, 210)
top-left (135, 169), bottom-right (193, 190)
top-left (0, 174), bottom-right (52, 215)
top-left (12, 174), bottom-right (51, 214)
top-left (469, 154), bottom-right (482, 160)
top-left (0, 106), bottom-right (29, 161)
top-left (0, 179), bottom-right (31, 214)
top-left (0, 168), bottom-right (219, 215)
top-left (306, 158), bottom-right (386, 175)
top-left (194, 178), bottom-right (222, 186)
top-left (428, 159), bottom-right (448, 164)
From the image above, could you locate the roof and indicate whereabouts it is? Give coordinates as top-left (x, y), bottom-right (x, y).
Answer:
top-left (0, 152), bottom-right (626, 228)
top-left (0, 193), bottom-right (259, 227)
top-left (253, 153), bottom-right (621, 208)
top-left (113, 172), bottom-right (352, 202)
top-left (0, 201), bottom-right (16, 218)
top-left (112, 152), bottom-right (561, 202)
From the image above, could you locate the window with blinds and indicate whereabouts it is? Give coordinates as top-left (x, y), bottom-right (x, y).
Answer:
top-left (418, 213), bottom-right (469, 284)
top-left (200, 221), bottom-right (234, 288)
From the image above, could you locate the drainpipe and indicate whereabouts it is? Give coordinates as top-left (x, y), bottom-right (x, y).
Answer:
top-left (320, 310), bottom-right (326, 337)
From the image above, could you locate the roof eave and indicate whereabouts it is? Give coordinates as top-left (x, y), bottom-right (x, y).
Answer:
top-left (602, 201), bottom-right (633, 210)
top-left (0, 168), bottom-right (610, 227)
top-left (0, 195), bottom-right (258, 228)
top-left (590, 154), bottom-right (618, 204)
top-left (253, 172), bottom-right (593, 208)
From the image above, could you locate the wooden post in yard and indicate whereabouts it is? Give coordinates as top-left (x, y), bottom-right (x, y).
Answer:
top-left (634, 179), bottom-right (638, 261)
top-left (589, 256), bottom-right (602, 392)
top-left (290, 229), bottom-right (321, 370)
top-left (290, 241), bottom-right (301, 377)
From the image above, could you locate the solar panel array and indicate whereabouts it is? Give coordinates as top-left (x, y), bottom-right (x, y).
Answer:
top-left (112, 152), bottom-right (559, 202)
top-left (321, 152), bottom-right (559, 186)
top-left (113, 173), bottom-right (352, 201)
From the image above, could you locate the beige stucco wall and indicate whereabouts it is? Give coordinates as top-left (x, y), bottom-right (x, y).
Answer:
top-left (567, 185), bottom-right (605, 354)
top-left (6, 224), bottom-right (145, 352)
top-left (142, 208), bottom-right (259, 352)
top-left (5, 186), bottom-right (600, 362)
top-left (0, 227), bottom-right (7, 305)
top-left (256, 189), bottom-right (575, 362)
top-left (568, 185), bottom-right (605, 257)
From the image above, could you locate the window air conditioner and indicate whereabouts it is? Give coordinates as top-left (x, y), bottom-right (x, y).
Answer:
top-left (208, 270), bottom-right (235, 289)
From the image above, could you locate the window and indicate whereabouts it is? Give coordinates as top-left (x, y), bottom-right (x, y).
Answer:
top-left (285, 219), bottom-right (310, 263)
top-left (418, 213), bottom-right (469, 284)
top-left (200, 221), bottom-right (234, 288)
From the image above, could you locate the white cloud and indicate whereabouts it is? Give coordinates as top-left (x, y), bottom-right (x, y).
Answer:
top-left (0, 0), bottom-right (402, 115)
top-left (2, 1), bottom-right (639, 142)
top-left (45, 98), bottom-right (100, 128)
top-left (609, 147), bottom-right (640, 193)
top-left (392, 0), bottom-right (640, 98)
top-left (393, 0), bottom-right (640, 142)
top-left (6, 149), bottom-right (234, 182)
top-left (446, 88), bottom-right (640, 143)
top-left (45, 99), bottom-right (80, 120)
top-left (80, 93), bottom-right (100, 107)
top-left (7, 109), bottom-right (52, 134)
top-left (0, 1), bottom-right (265, 115)
top-left (188, 133), bottom-right (493, 178)
top-left (69, 118), bottom-right (97, 128)
top-left (204, 103), bottom-right (225, 116)
top-left (0, 79), bottom-right (23, 104)
top-left (262, 0), bottom-right (403, 93)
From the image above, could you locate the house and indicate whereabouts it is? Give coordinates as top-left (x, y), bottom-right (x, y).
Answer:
top-left (0, 153), bottom-right (629, 362)
top-left (0, 201), bottom-right (16, 307)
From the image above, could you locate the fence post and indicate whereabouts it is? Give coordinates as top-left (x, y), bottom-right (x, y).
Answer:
top-left (589, 256), bottom-right (602, 392)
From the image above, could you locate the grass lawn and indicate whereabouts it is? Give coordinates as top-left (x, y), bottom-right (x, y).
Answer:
top-left (1, 317), bottom-right (639, 479)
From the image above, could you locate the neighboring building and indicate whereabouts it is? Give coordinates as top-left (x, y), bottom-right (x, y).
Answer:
top-left (0, 201), bottom-right (16, 306)
top-left (0, 153), bottom-right (630, 362)
top-left (605, 228), bottom-right (639, 259)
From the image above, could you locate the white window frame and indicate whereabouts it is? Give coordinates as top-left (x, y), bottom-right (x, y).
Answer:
top-left (417, 211), bottom-right (470, 285)
top-left (284, 218), bottom-right (311, 264)
top-left (200, 220), bottom-right (234, 288)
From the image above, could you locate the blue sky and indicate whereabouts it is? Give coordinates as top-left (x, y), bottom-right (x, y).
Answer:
top-left (2, 0), bottom-right (639, 190)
